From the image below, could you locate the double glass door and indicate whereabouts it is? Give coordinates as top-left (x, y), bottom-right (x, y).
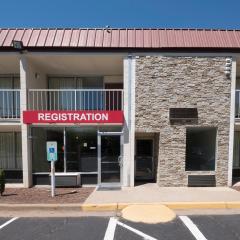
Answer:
top-left (98, 132), bottom-right (123, 186)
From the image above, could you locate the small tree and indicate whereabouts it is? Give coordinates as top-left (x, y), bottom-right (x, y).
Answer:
top-left (0, 169), bottom-right (5, 196)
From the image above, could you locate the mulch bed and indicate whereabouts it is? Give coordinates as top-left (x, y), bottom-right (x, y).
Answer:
top-left (0, 187), bottom-right (95, 204)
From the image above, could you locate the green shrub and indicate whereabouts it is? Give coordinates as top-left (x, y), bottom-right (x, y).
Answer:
top-left (0, 169), bottom-right (5, 196)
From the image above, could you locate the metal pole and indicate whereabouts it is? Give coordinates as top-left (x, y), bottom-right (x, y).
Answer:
top-left (64, 127), bottom-right (67, 173)
top-left (51, 161), bottom-right (55, 197)
top-left (97, 131), bottom-right (101, 185)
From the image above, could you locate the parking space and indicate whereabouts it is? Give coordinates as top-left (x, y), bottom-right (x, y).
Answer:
top-left (0, 217), bottom-right (109, 240)
top-left (0, 215), bottom-right (240, 239)
top-left (114, 218), bottom-right (195, 240)
top-left (190, 215), bottom-right (240, 240)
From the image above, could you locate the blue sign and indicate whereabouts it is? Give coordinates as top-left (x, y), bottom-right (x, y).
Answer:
top-left (46, 142), bottom-right (58, 162)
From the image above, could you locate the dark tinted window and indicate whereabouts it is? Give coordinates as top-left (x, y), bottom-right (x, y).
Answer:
top-left (136, 140), bottom-right (153, 156)
top-left (186, 128), bottom-right (216, 171)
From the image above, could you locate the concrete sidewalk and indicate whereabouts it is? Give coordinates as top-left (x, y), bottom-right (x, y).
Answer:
top-left (1, 184), bottom-right (240, 212)
top-left (84, 183), bottom-right (240, 204)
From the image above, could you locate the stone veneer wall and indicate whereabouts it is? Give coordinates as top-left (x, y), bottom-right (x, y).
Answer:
top-left (135, 56), bottom-right (231, 186)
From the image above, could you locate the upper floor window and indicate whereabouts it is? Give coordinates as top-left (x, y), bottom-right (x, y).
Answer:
top-left (0, 75), bottom-right (20, 89)
top-left (48, 76), bottom-right (104, 110)
top-left (48, 76), bottom-right (103, 89)
top-left (0, 75), bottom-right (20, 119)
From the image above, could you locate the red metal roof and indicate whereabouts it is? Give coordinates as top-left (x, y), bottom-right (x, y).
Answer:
top-left (1, 28), bottom-right (240, 49)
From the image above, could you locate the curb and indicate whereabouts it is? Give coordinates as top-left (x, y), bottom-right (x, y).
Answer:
top-left (0, 204), bottom-right (83, 211)
top-left (81, 203), bottom-right (118, 212)
top-left (69, 202), bottom-right (240, 211)
top-left (1, 202), bottom-right (240, 211)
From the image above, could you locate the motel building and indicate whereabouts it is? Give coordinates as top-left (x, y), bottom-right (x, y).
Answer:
top-left (0, 28), bottom-right (240, 189)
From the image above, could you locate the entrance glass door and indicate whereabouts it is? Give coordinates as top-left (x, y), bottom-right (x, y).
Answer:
top-left (98, 132), bottom-right (123, 186)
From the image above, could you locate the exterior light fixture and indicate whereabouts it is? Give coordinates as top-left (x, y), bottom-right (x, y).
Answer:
top-left (35, 73), bottom-right (40, 79)
top-left (12, 40), bottom-right (24, 52)
top-left (105, 25), bottom-right (111, 33)
top-left (224, 57), bottom-right (232, 77)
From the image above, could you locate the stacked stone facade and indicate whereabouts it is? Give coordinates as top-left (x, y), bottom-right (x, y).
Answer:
top-left (135, 56), bottom-right (231, 186)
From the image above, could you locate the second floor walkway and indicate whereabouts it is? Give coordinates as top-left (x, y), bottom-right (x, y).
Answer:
top-left (0, 88), bottom-right (124, 122)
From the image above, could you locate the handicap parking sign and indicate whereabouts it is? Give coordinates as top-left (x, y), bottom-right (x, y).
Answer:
top-left (46, 142), bottom-right (58, 161)
top-left (49, 147), bottom-right (55, 153)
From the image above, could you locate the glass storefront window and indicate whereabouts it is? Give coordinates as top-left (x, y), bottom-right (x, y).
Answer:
top-left (32, 126), bottom-right (122, 173)
top-left (66, 127), bottom-right (98, 172)
top-left (0, 132), bottom-right (22, 170)
top-left (233, 131), bottom-right (240, 168)
top-left (32, 127), bottom-right (64, 172)
top-left (185, 127), bottom-right (217, 171)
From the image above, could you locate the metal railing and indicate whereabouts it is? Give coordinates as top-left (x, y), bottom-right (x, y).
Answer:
top-left (0, 90), bottom-right (20, 120)
top-left (28, 89), bottom-right (124, 111)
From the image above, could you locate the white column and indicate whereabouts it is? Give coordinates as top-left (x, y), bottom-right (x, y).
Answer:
top-left (129, 58), bottom-right (136, 187)
top-left (123, 56), bottom-right (136, 187)
top-left (228, 58), bottom-right (237, 186)
top-left (20, 56), bottom-right (32, 188)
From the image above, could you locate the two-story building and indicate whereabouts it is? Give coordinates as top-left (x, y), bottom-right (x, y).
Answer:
top-left (0, 28), bottom-right (239, 188)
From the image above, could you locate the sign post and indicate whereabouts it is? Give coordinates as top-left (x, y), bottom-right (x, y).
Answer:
top-left (46, 141), bottom-right (58, 197)
top-left (50, 161), bottom-right (55, 197)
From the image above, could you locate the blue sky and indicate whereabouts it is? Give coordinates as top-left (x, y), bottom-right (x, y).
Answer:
top-left (1, 0), bottom-right (240, 29)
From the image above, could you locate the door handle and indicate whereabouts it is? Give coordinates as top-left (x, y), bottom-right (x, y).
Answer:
top-left (118, 156), bottom-right (123, 167)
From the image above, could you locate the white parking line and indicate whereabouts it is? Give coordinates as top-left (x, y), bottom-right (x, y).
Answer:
top-left (0, 217), bottom-right (19, 230)
top-left (117, 221), bottom-right (158, 240)
top-left (104, 217), bottom-right (157, 240)
top-left (179, 216), bottom-right (207, 240)
top-left (104, 217), bottom-right (118, 240)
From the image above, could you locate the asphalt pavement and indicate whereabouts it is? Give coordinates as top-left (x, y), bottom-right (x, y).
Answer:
top-left (0, 214), bottom-right (240, 240)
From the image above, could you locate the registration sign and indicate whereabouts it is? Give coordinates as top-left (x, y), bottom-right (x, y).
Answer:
top-left (23, 110), bottom-right (124, 124)
top-left (46, 141), bottom-right (58, 162)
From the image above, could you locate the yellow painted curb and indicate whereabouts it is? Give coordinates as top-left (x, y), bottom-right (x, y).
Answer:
top-left (82, 202), bottom-right (240, 211)
top-left (2, 202), bottom-right (240, 211)
top-left (117, 203), bottom-right (166, 210)
top-left (226, 202), bottom-right (240, 209)
top-left (81, 203), bottom-right (118, 211)
top-left (164, 202), bottom-right (227, 209)
top-left (117, 203), bottom-right (132, 210)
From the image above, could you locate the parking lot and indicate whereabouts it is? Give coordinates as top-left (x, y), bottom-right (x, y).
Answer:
top-left (0, 214), bottom-right (240, 240)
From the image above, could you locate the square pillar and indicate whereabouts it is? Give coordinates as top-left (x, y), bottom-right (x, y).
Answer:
top-left (123, 56), bottom-right (136, 187)
top-left (20, 56), bottom-right (32, 187)
top-left (228, 58), bottom-right (237, 186)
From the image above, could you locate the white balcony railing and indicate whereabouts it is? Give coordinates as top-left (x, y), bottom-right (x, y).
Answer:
top-left (28, 89), bottom-right (124, 111)
top-left (0, 90), bottom-right (20, 120)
